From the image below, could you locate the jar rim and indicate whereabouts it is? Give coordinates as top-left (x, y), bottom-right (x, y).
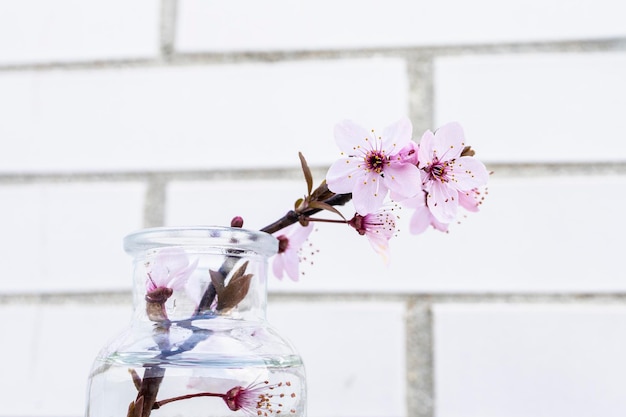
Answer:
top-left (123, 226), bottom-right (278, 257)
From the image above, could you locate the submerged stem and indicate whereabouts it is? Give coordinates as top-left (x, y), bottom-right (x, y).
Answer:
top-left (154, 392), bottom-right (225, 409)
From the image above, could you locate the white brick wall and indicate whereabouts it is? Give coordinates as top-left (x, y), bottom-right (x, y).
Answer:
top-left (0, 0), bottom-right (159, 64)
top-left (1, 1), bottom-right (625, 417)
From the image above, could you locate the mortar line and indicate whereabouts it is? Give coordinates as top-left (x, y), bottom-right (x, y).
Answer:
top-left (406, 297), bottom-right (435, 417)
top-left (143, 176), bottom-right (168, 228)
top-left (160, 0), bottom-right (178, 59)
top-left (0, 37), bottom-right (624, 72)
top-left (1, 161), bottom-right (626, 185)
top-left (407, 52), bottom-right (435, 136)
top-left (5, 291), bottom-right (626, 304)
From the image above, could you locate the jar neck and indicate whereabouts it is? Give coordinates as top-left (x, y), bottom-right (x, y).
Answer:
top-left (125, 227), bottom-right (277, 324)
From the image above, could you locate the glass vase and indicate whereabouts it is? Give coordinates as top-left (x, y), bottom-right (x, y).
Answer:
top-left (85, 226), bottom-right (307, 417)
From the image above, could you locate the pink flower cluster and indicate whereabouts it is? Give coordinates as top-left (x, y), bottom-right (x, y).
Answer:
top-left (271, 117), bottom-right (489, 281)
top-left (327, 117), bottom-right (488, 233)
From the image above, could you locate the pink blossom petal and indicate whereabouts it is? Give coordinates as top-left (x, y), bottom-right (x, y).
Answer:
top-left (395, 193), bottom-right (424, 209)
top-left (168, 258), bottom-right (199, 291)
top-left (334, 119), bottom-right (372, 154)
top-left (281, 248), bottom-right (301, 281)
top-left (409, 204), bottom-right (432, 235)
top-left (271, 223), bottom-right (313, 281)
top-left (432, 122), bottom-right (465, 161)
top-left (450, 157), bottom-right (490, 190)
top-left (367, 233), bottom-right (391, 263)
top-left (287, 223), bottom-right (314, 247)
top-left (326, 158), bottom-right (362, 193)
top-left (417, 130), bottom-right (435, 167)
top-left (382, 163), bottom-right (422, 199)
top-left (381, 117), bottom-right (413, 151)
top-left (352, 175), bottom-right (387, 215)
top-left (272, 254), bottom-right (286, 281)
top-left (397, 140), bottom-right (419, 165)
top-left (458, 187), bottom-right (486, 213)
top-left (427, 181), bottom-right (459, 223)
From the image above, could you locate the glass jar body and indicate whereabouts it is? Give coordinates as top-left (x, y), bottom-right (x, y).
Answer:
top-left (85, 227), bottom-right (307, 417)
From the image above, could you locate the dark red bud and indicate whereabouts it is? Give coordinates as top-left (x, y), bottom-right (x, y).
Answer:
top-left (231, 216), bottom-right (244, 228)
top-left (277, 235), bottom-right (289, 253)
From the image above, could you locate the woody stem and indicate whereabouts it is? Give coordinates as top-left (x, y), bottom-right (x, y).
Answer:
top-left (154, 392), bottom-right (225, 409)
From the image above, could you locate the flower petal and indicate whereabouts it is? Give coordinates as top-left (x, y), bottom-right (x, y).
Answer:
top-left (426, 181), bottom-right (459, 223)
top-left (334, 119), bottom-right (373, 155)
top-left (167, 257), bottom-right (199, 290)
top-left (409, 204), bottom-right (432, 235)
top-left (432, 122), bottom-right (465, 161)
top-left (381, 117), bottom-right (413, 152)
top-left (382, 163), bottom-right (422, 198)
top-left (450, 156), bottom-right (490, 190)
top-left (352, 174), bottom-right (387, 215)
top-left (417, 130), bottom-right (435, 167)
top-left (272, 254), bottom-right (286, 280)
top-left (326, 157), bottom-right (362, 193)
top-left (282, 248), bottom-right (301, 281)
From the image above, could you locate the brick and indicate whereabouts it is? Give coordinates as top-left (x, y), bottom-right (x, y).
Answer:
top-left (268, 301), bottom-right (406, 417)
top-left (0, 304), bottom-right (131, 416)
top-left (176, 0), bottom-right (626, 52)
top-left (0, 59), bottom-right (407, 172)
top-left (0, 183), bottom-right (145, 293)
top-left (0, 305), bottom-right (39, 414)
top-left (167, 174), bottom-right (626, 293)
top-left (434, 52), bottom-right (626, 162)
top-left (0, 0), bottom-right (159, 65)
top-left (433, 304), bottom-right (626, 417)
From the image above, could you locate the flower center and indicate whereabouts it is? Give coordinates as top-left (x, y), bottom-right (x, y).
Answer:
top-left (426, 159), bottom-right (449, 182)
top-left (365, 151), bottom-right (388, 174)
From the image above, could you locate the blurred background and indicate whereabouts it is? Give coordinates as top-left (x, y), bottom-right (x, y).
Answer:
top-left (1, 1), bottom-right (626, 416)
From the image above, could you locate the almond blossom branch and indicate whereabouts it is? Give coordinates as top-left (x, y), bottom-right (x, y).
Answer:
top-left (260, 191), bottom-right (352, 234)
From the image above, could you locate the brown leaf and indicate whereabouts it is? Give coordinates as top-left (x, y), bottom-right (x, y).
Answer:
top-left (461, 145), bottom-right (475, 157)
top-left (128, 369), bottom-right (142, 391)
top-left (308, 200), bottom-right (346, 220)
top-left (217, 273), bottom-right (253, 311)
top-left (230, 261), bottom-right (249, 281)
top-left (209, 269), bottom-right (226, 293)
top-left (127, 396), bottom-right (144, 417)
top-left (299, 152), bottom-right (313, 196)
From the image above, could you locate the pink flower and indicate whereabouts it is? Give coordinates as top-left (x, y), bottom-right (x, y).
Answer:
top-left (401, 192), bottom-right (450, 235)
top-left (272, 223), bottom-right (314, 281)
top-left (146, 247), bottom-right (198, 293)
top-left (348, 208), bottom-right (397, 262)
top-left (417, 122), bottom-right (489, 223)
top-left (223, 380), bottom-right (299, 416)
top-left (326, 118), bottom-right (422, 215)
top-left (458, 186), bottom-right (487, 213)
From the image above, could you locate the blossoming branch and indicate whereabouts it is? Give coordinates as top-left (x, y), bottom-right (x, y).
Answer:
top-left (268, 117), bottom-right (489, 279)
top-left (120, 116), bottom-right (489, 417)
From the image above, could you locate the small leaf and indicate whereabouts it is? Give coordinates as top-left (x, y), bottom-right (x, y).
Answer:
top-left (299, 152), bottom-right (314, 196)
top-left (308, 200), bottom-right (346, 220)
top-left (294, 197), bottom-right (304, 210)
top-left (128, 369), bottom-right (142, 391)
top-left (310, 180), bottom-right (335, 201)
top-left (217, 274), bottom-right (253, 311)
top-left (230, 261), bottom-right (249, 282)
top-left (127, 396), bottom-right (144, 417)
top-left (209, 269), bottom-right (225, 292)
top-left (461, 146), bottom-right (475, 157)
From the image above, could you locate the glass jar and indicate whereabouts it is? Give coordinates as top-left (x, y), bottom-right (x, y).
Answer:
top-left (85, 226), bottom-right (307, 417)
